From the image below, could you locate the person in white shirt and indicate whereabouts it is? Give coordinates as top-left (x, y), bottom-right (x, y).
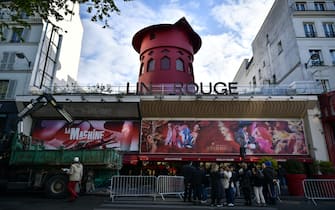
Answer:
top-left (67, 157), bottom-right (83, 201)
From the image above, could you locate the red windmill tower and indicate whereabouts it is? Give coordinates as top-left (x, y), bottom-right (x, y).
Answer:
top-left (132, 17), bottom-right (202, 94)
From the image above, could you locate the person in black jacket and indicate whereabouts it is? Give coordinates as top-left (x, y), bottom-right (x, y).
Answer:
top-left (209, 163), bottom-right (223, 207)
top-left (239, 162), bottom-right (252, 206)
top-left (262, 161), bottom-right (276, 205)
top-left (251, 165), bottom-right (266, 206)
top-left (182, 162), bottom-right (195, 202)
top-left (192, 162), bottom-right (204, 204)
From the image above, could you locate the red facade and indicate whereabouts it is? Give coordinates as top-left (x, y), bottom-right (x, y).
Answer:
top-left (319, 91), bottom-right (335, 165)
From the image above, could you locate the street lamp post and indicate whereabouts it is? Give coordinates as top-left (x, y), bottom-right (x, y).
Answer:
top-left (15, 52), bottom-right (31, 67)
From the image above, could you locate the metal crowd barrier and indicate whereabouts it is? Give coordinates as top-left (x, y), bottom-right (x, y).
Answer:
top-left (110, 175), bottom-right (184, 201)
top-left (156, 175), bottom-right (184, 200)
top-left (303, 179), bottom-right (335, 206)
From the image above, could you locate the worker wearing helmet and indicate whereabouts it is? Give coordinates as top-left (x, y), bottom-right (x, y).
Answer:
top-left (67, 157), bottom-right (83, 201)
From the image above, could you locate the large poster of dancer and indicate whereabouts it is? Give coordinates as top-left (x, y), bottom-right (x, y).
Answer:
top-left (31, 120), bottom-right (140, 151)
top-left (140, 119), bottom-right (308, 155)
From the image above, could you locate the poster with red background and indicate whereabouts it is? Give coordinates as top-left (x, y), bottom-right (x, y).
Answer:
top-left (140, 119), bottom-right (308, 155)
top-left (31, 120), bottom-right (140, 151)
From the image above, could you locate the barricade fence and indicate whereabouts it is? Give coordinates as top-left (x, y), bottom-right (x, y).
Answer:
top-left (156, 175), bottom-right (184, 200)
top-left (110, 175), bottom-right (184, 201)
top-left (303, 179), bottom-right (335, 206)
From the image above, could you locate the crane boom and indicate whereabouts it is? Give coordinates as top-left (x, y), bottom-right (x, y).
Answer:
top-left (17, 93), bottom-right (73, 124)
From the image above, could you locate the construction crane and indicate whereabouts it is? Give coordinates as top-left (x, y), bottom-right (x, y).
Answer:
top-left (17, 93), bottom-right (73, 124)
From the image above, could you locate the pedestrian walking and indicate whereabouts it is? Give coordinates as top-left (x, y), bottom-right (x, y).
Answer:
top-left (67, 157), bottom-right (83, 202)
top-left (252, 165), bottom-right (266, 206)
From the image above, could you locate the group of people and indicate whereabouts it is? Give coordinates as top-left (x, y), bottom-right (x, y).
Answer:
top-left (182, 161), bottom-right (282, 207)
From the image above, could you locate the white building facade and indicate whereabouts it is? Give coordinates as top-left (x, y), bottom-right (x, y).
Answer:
top-left (0, 2), bottom-right (83, 98)
top-left (233, 0), bottom-right (335, 162)
top-left (0, 2), bottom-right (82, 140)
top-left (234, 0), bottom-right (335, 93)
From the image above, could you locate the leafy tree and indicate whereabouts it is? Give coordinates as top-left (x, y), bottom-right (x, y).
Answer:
top-left (0, 0), bottom-right (131, 40)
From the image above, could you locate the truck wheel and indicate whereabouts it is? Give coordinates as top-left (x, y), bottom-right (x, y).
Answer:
top-left (44, 175), bottom-right (68, 198)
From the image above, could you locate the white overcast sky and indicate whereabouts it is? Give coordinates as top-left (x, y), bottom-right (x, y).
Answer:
top-left (77, 0), bottom-right (275, 87)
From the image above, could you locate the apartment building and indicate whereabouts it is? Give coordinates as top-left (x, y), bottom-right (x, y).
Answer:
top-left (234, 0), bottom-right (335, 164)
top-left (234, 0), bottom-right (335, 93)
top-left (0, 2), bottom-right (82, 138)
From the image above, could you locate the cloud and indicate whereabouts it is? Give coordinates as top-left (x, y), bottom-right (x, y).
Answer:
top-left (77, 0), bottom-right (275, 87)
top-left (194, 33), bottom-right (251, 84)
top-left (211, 0), bottom-right (274, 43)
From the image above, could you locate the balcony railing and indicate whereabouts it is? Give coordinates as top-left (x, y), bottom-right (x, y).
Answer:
top-left (49, 82), bottom-right (326, 97)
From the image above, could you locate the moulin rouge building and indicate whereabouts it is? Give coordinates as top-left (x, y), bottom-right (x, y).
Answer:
top-left (15, 18), bottom-right (333, 173)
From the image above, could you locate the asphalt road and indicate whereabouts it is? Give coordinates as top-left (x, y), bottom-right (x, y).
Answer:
top-left (1, 191), bottom-right (334, 210)
top-left (0, 192), bottom-right (106, 210)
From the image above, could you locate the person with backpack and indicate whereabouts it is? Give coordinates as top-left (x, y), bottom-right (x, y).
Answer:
top-left (252, 165), bottom-right (266, 206)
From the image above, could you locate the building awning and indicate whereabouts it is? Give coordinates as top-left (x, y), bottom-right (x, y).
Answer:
top-left (139, 95), bottom-right (318, 118)
top-left (123, 154), bottom-right (313, 163)
top-left (15, 94), bottom-right (318, 119)
top-left (15, 95), bottom-right (141, 119)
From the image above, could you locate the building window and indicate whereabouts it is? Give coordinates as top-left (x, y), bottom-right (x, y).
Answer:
top-left (0, 27), bottom-right (9, 42)
top-left (252, 76), bottom-right (256, 88)
top-left (314, 2), bottom-right (325, 11)
top-left (316, 79), bottom-right (330, 92)
top-left (139, 63), bottom-right (144, 75)
top-left (258, 69), bottom-right (262, 80)
top-left (160, 56), bottom-right (170, 70)
top-left (0, 52), bottom-right (15, 70)
top-left (295, 2), bottom-right (306, 11)
top-left (177, 50), bottom-right (184, 55)
top-left (176, 58), bottom-right (184, 71)
top-left (272, 74), bottom-right (277, 84)
top-left (0, 80), bottom-right (16, 99)
top-left (277, 41), bottom-right (283, 54)
top-left (309, 50), bottom-right (323, 66)
top-left (147, 59), bottom-right (155, 72)
top-left (10, 27), bottom-right (26, 43)
top-left (188, 63), bottom-right (193, 74)
top-left (149, 33), bottom-right (155, 40)
top-left (303, 23), bottom-right (317, 37)
top-left (0, 80), bottom-right (9, 99)
top-left (161, 49), bottom-right (169, 53)
top-left (330, 50), bottom-right (335, 65)
top-left (323, 23), bottom-right (335, 37)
